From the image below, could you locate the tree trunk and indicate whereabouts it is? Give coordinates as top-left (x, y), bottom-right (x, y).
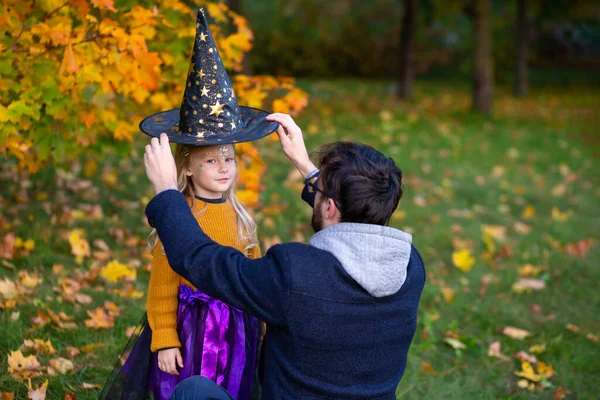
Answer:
top-left (514, 0), bottom-right (529, 97)
top-left (472, 0), bottom-right (493, 114)
top-left (398, 0), bottom-right (417, 100)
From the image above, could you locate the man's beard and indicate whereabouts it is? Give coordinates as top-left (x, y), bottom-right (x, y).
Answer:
top-left (311, 202), bottom-right (324, 233)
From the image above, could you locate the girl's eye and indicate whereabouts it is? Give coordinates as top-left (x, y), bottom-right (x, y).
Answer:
top-left (206, 159), bottom-right (216, 164)
top-left (225, 157), bottom-right (235, 162)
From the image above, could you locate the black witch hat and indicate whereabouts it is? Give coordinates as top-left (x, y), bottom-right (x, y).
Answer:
top-left (139, 7), bottom-right (279, 145)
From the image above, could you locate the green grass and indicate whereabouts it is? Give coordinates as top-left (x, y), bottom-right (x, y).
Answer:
top-left (1, 78), bottom-right (599, 398)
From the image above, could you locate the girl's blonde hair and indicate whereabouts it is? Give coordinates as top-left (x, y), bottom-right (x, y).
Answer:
top-left (148, 143), bottom-right (258, 255)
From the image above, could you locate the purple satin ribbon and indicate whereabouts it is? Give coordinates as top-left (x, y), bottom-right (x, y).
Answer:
top-left (178, 286), bottom-right (248, 398)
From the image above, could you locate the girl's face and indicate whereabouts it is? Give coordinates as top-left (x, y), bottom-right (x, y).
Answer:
top-left (186, 144), bottom-right (236, 199)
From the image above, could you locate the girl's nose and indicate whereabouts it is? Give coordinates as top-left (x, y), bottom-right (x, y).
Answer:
top-left (219, 161), bottom-right (228, 173)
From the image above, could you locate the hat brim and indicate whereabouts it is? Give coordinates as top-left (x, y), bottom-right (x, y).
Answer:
top-left (139, 106), bottom-right (279, 146)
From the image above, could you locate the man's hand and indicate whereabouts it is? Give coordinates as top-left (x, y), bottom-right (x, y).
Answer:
top-left (144, 133), bottom-right (178, 194)
top-left (157, 347), bottom-right (184, 376)
top-left (266, 113), bottom-right (317, 178)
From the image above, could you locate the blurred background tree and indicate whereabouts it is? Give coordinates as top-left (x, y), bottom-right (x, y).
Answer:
top-left (0, 0), bottom-right (308, 207)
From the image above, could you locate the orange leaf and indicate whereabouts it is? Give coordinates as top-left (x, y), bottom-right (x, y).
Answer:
top-left (90, 0), bottom-right (116, 12)
top-left (564, 239), bottom-right (594, 258)
top-left (420, 360), bottom-right (437, 375)
top-left (61, 43), bottom-right (79, 75)
top-left (84, 307), bottom-right (114, 329)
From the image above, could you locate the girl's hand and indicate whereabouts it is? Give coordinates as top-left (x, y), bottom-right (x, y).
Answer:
top-left (157, 347), bottom-right (184, 376)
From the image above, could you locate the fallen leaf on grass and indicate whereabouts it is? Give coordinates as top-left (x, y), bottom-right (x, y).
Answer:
top-left (7, 350), bottom-right (42, 380)
top-left (551, 207), bottom-right (570, 222)
top-left (1, 392), bottom-right (15, 400)
top-left (100, 260), bottom-right (136, 283)
top-left (482, 225), bottom-right (507, 241)
top-left (48, 357), bottom-right (74, 375)
top-left (19, 272), bottom-right (42, 289)
top-left (521, 205), bottom-right (535, 219)
top-left (515, 351), bottom-right (537, 363)
top-left (27, 379), bottom-right (48, 400)
top-left (529, 344), bottom-right (546, 354)
top-left (0, 232), bottom-right (15, 259)
top-left (441, 287), bottom-right (455, 303)
top-left (82, 383), bottom-right (101, 389)
top-left (443, 337), bottom-right (467, 350)
top-left (565, 323), bottom-right (580, 333)
top-left (0, 278), bottom-right (19, 300)
top-left (503, 326), bottom-right (531, 340)
top-left (586, 333), bottom-right (598, 343)
top-left (513, 221), bottom-right (531, 235)
top-left (554, 387), bottom-right (570, 400)
top-left (487, 341), bottom-right (510, 360)
top-left (563, 239), bottom-right (594, 258)
top-left (512, 278), bottom-right (546, 294)
top-left (420, 360), bottom-right (437, 375)
top-left (452, 249), bottom-right (475, 272)
top-left (68, 229), bottom-right (91, 264)
top-left (518, 264), bottom-right (542, 277)
top-left (80, 343), bottom-right (106, 353)
top-left (66, 346), bottom-right (81, 358)
top-left (22, 339), bottom-right (56, 355)
top-left (517, 379), bottom-right (535, 390)
top-left (85, 307), bottom-right (114, 329)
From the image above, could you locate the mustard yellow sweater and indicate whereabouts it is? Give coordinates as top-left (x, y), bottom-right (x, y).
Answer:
top-left (147, 197), bottom-right (261, 352)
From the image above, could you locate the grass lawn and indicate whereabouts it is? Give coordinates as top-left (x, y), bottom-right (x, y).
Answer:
top-left (1, 77), bottom-right (598, 398)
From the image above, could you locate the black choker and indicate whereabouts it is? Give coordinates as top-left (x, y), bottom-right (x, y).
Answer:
top-left (195, 195), bottom-right (226, 204)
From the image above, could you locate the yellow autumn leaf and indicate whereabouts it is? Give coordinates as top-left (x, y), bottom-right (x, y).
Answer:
top-left (522, 205), bottom-right (536, 219)
top-left (68, 229), bottom-right (90, 264)
top-left (551, 207), bottom-right (570, 222)
top-left (23, 339), bottom-right (56, 355)
top-left (452, 249), bottom-right (475, 272)
top-left (100, 260), bottom-right (136, 283)
top-left (514, 361), bottom-right (542, 382)
top-left (481, 225), bottom-right (507, 242)
top-left (518, 264), bottom-right (542, 277)
top-left (19, 272), bottom-right (42, 289)
top-left (441, 287), bottom-right (455, 303)
top-left (529, 344), bottom-right (546, 354)
top-left (7, 350), bottom-right (41, 380)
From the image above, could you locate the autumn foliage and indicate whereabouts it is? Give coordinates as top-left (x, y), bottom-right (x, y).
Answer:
top-left (0, 0), bottom-right (308, 198)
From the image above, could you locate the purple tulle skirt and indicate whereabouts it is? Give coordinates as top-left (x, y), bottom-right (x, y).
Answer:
top-left (100, 285), bottom-right (260, 400)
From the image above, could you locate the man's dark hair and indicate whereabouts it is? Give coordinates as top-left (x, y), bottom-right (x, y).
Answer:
top-left (316, 142), bottom-right (403, 226)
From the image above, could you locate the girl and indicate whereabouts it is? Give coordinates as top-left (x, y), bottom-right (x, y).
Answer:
top-left (101, 143), bottom-right (262, 400)
top-left (101, 8), bottom-right (278, 399)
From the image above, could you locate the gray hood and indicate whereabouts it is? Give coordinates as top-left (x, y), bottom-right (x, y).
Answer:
top-left (309, 223), bottom-right (413, 298)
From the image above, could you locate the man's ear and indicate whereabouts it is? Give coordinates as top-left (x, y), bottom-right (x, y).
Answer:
top-left (325, 198), bottom-right (339, 220)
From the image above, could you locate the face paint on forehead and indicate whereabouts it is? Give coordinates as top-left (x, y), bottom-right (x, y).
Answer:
top-left (196, 145), bottom-right (234, 158)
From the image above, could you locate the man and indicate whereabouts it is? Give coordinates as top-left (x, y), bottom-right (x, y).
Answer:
top-left (144, 113), bottom-right (426, 399)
